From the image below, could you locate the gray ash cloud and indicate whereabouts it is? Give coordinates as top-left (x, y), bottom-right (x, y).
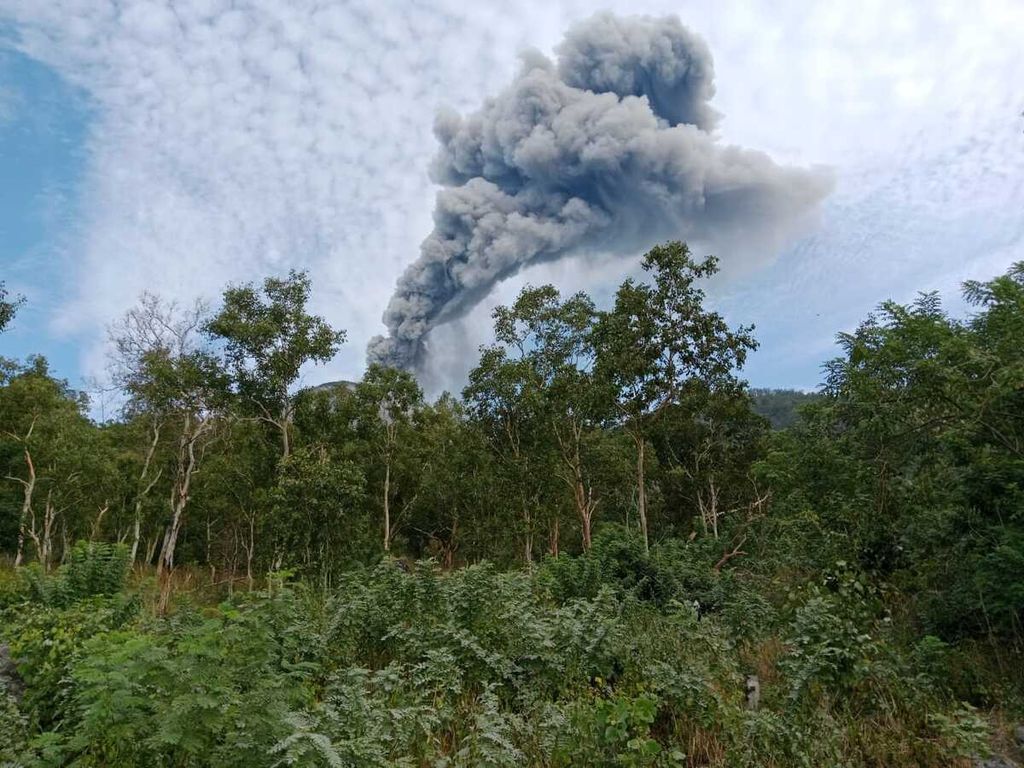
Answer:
top-left (367, 13), bottom-right (833, 370)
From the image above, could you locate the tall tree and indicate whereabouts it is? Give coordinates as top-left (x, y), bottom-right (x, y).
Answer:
top-left (268, 443), bottom-right (366, 577)
top-left (485, 285), bottom-right (608, 550)
top-left (0, 357), bottom-right (95, 568)
top-left (109, 294), bottom-right (228, 588)
top-left (405, 394), bottom-right (494, 566)
top-left (353, 364), bottom-right (423, 553)
top-left (205, 270), bottom-right (346, 460)
top-left (594, 241), bottom-right (757, 551)
top-left (464, 341), bottom-right (557, 564)
top-left (763, 262), bottom-right (1024, 637)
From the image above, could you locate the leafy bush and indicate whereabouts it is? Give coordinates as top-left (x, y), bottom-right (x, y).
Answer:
top-left (28, 586), bottom-right (317, 767)
top-left (1, 595), bottom-right (138, 730)
top-left (0, 691), bottom-right (27, 764)
top-left (0, 552), bottom-right (1013, 767)
top-left (18, 541), bottom-right (131, 608)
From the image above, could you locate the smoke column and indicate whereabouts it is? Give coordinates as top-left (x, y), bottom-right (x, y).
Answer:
top-left (367, 13), bottom-right (833, 369)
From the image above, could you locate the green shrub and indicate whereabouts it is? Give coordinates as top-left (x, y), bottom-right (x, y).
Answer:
top-left (1, 595), bottom-right (138, 729)
top-left (35, 588), bottom-right (317, 767)
top-left (0, 691), bottom-right (27, 764)
top-left (17, 542), bottom-right (131, 609)
top-left (0, 549), bottom-right (1015, 768)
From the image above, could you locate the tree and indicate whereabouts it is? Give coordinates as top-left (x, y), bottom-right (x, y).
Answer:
top-left (109, 295), bottom-right (228, 591)
top-left (205, 270), bottom-right (346, 460)
top-left (353, 364), bottom-right (424, 553)
top-left (651, 388), bottom-right (768, 541)
top-left (268, 444), bottom-right (366, 578)
top-left (464, 341), bottom-right (559, 564)
top-left (764, 262), bottom-right (1024, 638)
top-left (486, 285), bottom-right (609, 551)
top-left (187, 418), bottom-right (277, 585)
top-left (594, 242), bottom-right (758, 551)
top-left (0, 357), bottom-right (99, 568)
top-left (404, 394), bottom-right (494, 567)
top-left (0, 282), bottom-right (24, 334)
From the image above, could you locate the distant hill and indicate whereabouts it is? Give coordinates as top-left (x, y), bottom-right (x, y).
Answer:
top-left (750, 388), bottom-right (820, 429)
top-left (306, 380), bottom-right (358, 393)
top-left (306, 382), bottom-right (820, 430)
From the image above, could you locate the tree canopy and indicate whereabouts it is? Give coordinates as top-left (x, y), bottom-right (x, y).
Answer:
top-left (2, 251), bottom-right (1023, 767)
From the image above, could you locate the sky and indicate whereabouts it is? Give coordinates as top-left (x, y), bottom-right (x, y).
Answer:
top-left (0, 0), bottom-right (1022, 399)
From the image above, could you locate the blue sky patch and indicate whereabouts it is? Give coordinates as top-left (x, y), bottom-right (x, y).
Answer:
top-left (0, 40), bottom-right (91, 377)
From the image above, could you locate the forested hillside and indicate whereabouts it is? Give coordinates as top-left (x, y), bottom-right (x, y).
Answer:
top-left (1, 244), bottom-right (1022, 766)
top-left (749, 388), bottom-right (820, 429)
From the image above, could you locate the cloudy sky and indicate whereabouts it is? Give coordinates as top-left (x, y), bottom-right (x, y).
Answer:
top-left (1, 0), bottom-right (1022, 398)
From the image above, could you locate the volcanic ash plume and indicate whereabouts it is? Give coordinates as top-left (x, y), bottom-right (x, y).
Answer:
top-left (367, 13), bottom-right (833, 370)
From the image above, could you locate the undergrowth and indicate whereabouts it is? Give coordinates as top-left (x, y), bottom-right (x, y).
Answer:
top-left (0, 531), bottom-right (1017, 767)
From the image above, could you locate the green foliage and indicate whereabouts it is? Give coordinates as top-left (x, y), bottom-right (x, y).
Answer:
top-left (0, 281), bottom-right (24, 335)
top-left (37, 588), bottom-right (317, 767)
top-left (537, 526), bottom-right (774, 640)
top-left (780, 585), bottom-right (881, 704)
top-left (0, 553), bottom-right (1010, 767)
top-left (0, 691), bottom-right (27, 764)
top-left (56, 542), bottom-right (132, 604)
top-left (15, 542), bottom-right (131, 608)
top-left (565, 693), bottom-right (678, 767)
top-left (1, 596), bottom-right (138, 730)
top-left (268, 445), bottom-right (368, 577)
top-left (205, 269), bottom-right (346, 460)
top-left (0, 544), bottom-right (136, 733)
top-left (206, 270), bottom-right (346, 400)
top-left (748, 388), bottom-right (819, 430)
top-left (0, 568), bottom-right (27, 611)
top-left (764, 264), bottom-right (1024, 640)
top-left (2, 252), bottom-right (1023, 767)
top-left (0, 357), bottom-right (100, 566)
top-left (594, 242), bottom-right (758, 422)
top-left (927, 702), bottom-right (991, 759)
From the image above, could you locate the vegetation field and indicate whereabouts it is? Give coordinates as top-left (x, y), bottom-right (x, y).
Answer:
top-left (1, 245), bottom-right (1022, 766)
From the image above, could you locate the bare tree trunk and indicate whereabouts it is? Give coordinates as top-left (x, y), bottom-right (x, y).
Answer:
top-left (206, 516), bottom-right (216, 582)
top-left (575, 475), bottom-right (589, 549)
top-left (382, 461), bottom-right (391, 552)
top-left (28, 490), bottom-right (58, 571)
top-left (130, 516), bottom-right (142, 564)
top-left (280, 403), bottom-right (291, 460)
top-left (442, 518), bottom-right (458, 569)
top-left (523, 508), bottom-right (533, 565)
top-left (580, 490), bottom-right (594, 551)
top-left (131, 423), bottom-right (163, 564)
top-left (557, 422), bottom-right (599, 552)
top-left (41, 492), bottom-right (57, 570)
top-left (145, 530), bottom-right (161, 566)
top-left (695, 474), bottom-right (720, 540)
top-left (26, 510), bottom-right (40, 569)
top-left (60, 522), bottom-right (70, 564)
top-left (245, 511), bottom-right (256, 589)
top-left (158, 526), bottom-right (173, 575)
top-left (634, 433), bottom-right (649, 553)
top-left (90, 503), bottom-right (109, 541)
top-left (548, 517), bottom-right (560, 558)
top-left (158, 414), bottom-right (209, 578)
top-left (571, 465), bottom-right (598, 552)
top-left (11, 448), bottom-right (36, 568)
top-left (15, 524), bottom-right (26, 568)
top-left (157, 444), bottom-right (190, 577)
top-left (708, 477), bottom-right (719, 539)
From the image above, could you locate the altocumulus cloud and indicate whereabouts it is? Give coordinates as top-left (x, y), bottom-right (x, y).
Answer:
top-left (1, 0), bottom-right (557, 379)
top-left (1, 0), bottom-right (1021, 389)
